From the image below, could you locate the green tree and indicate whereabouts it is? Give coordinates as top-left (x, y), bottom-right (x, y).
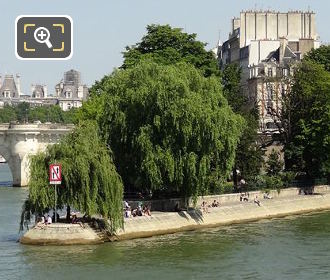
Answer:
top-left (235, 110), bottom-right (264, 182)
top-left (122, 24), bottom-right (220, 77)
top-left (266, 149), bottom-right (283, 176)
top-left (15, 102), bottom-right (30, 123)
top-left (81, 61), bottom-right (244, 199)
top-left (222, 63), bottom-right (245, 112)
top-left (221, 63), bottom-right (264, 188)
top-left (0, 105), bottom-right (17, 122)
top-left (285, 60), bottom-right (330, 179)
top-left (20, 121), bottom-right (124, 233)
top-left (304, 45), bottom-right (330, 71)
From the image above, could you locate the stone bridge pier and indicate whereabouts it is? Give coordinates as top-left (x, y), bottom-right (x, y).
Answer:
top-left (0, 123), bottom-right (73, 186)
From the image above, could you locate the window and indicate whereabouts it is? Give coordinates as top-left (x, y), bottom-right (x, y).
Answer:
top-left (4, 90), bottom-right (10, 98)
top-left (267, 84), bottom-right (274, 100)
top-left (268, 68), bottom-right (273, 77)
top-left (282, 68), bottom-right (288, 77)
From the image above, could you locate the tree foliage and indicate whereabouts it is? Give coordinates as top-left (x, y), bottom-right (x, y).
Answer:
top-left (285, 60), bottom-right (330, 179)
top-left (222, 63), bottom-right (245, 112)
top-left (81, 61), bottom-right (244, 199)
top-left (304, 45), bottom-right (330, 71)
top-left (266, 149), bottom-right (284, 177)
top-left (20, 121), bottom-right (124, 233)
top-left (0, 103), bottom-right (77, 124)
top-left (235, 110), bottom-right (264, 181)
top-left (122, 24), bottom-right (220, 77)
top-left (0, 105), bottom-right (17, 123)
top-left (221, 63), bottom-right (264, 185)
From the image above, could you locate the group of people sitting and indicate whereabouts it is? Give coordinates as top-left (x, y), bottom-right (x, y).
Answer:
top-left (201, 199), bottom-right (220, 213)
top-left (38, 212), bottom-right (61, 225)
top-left (124, 201), bottom-right (151, 218)
top-left (240, 192), bottom-right (273, 206)
top-left (39, 215), bottom-right (53, 225)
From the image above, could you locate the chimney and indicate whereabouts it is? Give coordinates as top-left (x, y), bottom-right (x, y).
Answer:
top-left (43, 85), bottom-right (48, 98)
top-left (31, 84), bottom-right (35, 96)
top-left (279, 37), bottom-right (288, 63)
top-left (16, 74), bottom-right (21, 96)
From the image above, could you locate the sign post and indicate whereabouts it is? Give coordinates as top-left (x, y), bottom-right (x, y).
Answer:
top-left (49, 163), bottom-right (62, 223)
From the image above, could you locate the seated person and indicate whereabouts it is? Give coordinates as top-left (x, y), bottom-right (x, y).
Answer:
top-left (125, 207), bottom-right (131, 218)
top-left (137, 205), bottom-right (143, 216)
top-left (241, 193), bottom-right (248, 202)
top-left (143, 205), bottom-right (151, 216)
top-left (263, 192), bottom-right (272, 199)
top-left (201, 201), bottom-right (210, 213)
top-left (211, 200), bottom-right (219, 207)
top-left (254, 196), bottom-right (261, 206)
top-left (71, 213), bottom-right (78, 223)
top-left (131, 208), bottom-right (137, 217)
top-left (46, 215), bottom-right (52, 225)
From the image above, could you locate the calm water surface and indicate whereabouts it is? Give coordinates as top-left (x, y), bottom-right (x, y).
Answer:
top-left (0, 164), bottom-right (12, 186)
top-left (1, 187), bottom-right (330, 280)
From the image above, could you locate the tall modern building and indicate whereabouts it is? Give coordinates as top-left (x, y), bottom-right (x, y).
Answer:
top-left (217, 10), bottom-right (320, 132)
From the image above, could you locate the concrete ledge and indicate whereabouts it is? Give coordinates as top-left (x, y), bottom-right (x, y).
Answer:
top-left (20, 186), bottom-right (330, 245)
top-left (116, 193), bottom-right (330, 241)
top-left (20, 223), bottom-right (102, 245)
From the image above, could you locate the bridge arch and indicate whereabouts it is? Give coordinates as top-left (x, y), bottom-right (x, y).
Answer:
top-left (0, 124), bottom-right (73, 186)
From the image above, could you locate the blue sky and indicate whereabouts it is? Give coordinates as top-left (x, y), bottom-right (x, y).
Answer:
top-left (0, 0), bottom-right (329, 95)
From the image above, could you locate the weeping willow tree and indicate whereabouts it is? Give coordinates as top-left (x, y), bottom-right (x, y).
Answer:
top-left (80, 61), bottom-right (245, 200)
top-left (20, 121), bottom-right (124, 233)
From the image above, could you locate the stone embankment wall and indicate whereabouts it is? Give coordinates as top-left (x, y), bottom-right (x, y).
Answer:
top-left (117, 190), bottom-right (330, 241)
top-left (128, 186), bottom-right (330, 211)
top-left (20, 223), bottom-right (102, 245)
top-left (21, 186), bottom-right (330, 245)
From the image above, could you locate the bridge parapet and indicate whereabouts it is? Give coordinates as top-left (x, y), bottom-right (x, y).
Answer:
top-left (0, 123), bottom-right (74, 186)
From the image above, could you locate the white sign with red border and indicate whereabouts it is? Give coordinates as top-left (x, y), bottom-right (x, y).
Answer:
top-left (49, 164), bottom-right (62, 185)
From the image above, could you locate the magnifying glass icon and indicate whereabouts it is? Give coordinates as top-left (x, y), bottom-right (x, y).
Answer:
top-left (34, 27), bottom-right (53, 49)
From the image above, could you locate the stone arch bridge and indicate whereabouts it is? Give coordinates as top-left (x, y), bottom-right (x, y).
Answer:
top-left (0, 123), bottom-right (73, 186)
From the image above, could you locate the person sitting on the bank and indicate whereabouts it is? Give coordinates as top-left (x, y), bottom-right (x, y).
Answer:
top-left (201, 201), bottom-right (210, 213)
top-left (71, 213), bottom-right (78, 223)
top-left (211, 200), bottom-right (220, 207)
top-left (143, 204), bottom-right (151, 216)
top-left (46, 215), bottom-right (52, 225)
top-left (254, 196), bottom-right (261, 207)
top-left (125, 206), bottom-right (131, 218)
top-left (40, 215), bottom-right (45, 224)
top-left (124, 200), bottom-right (129, 210)
top-left (263, 192), bottom-right (272, 199)
top-left (240, 193), bottom-right (249, 202)
top-left (137, 205), bottom-right (143, 216)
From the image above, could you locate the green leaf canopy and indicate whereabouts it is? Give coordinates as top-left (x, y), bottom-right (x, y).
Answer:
top-left (122, 24), bottom-right (220, 77)
top-left (20, 121), bottom-right (124, 232)
top-left (84, 61), bottom-right (245, 199)
top-left (285, 60), bottom-right (330, 179)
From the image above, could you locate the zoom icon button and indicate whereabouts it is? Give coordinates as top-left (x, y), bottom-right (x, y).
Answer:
top-left (15, 15), bottom-right (73, 60)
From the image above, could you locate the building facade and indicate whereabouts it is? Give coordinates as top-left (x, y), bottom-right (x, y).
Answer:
top-left (217, 10), bottom-right (320, 132)
top-left (0, 69), bottom-right (89, 111)
top-left (55, 69), bottom-right (89, 111)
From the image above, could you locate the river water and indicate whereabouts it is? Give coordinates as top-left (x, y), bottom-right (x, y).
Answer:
top-left (1, 188), bottom-right (330, 280)
top-left (0, 164), bottom-right (12, 186)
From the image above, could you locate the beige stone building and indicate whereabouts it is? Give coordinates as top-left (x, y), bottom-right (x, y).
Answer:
top-left (218, 10), bottom-right (320, 133)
